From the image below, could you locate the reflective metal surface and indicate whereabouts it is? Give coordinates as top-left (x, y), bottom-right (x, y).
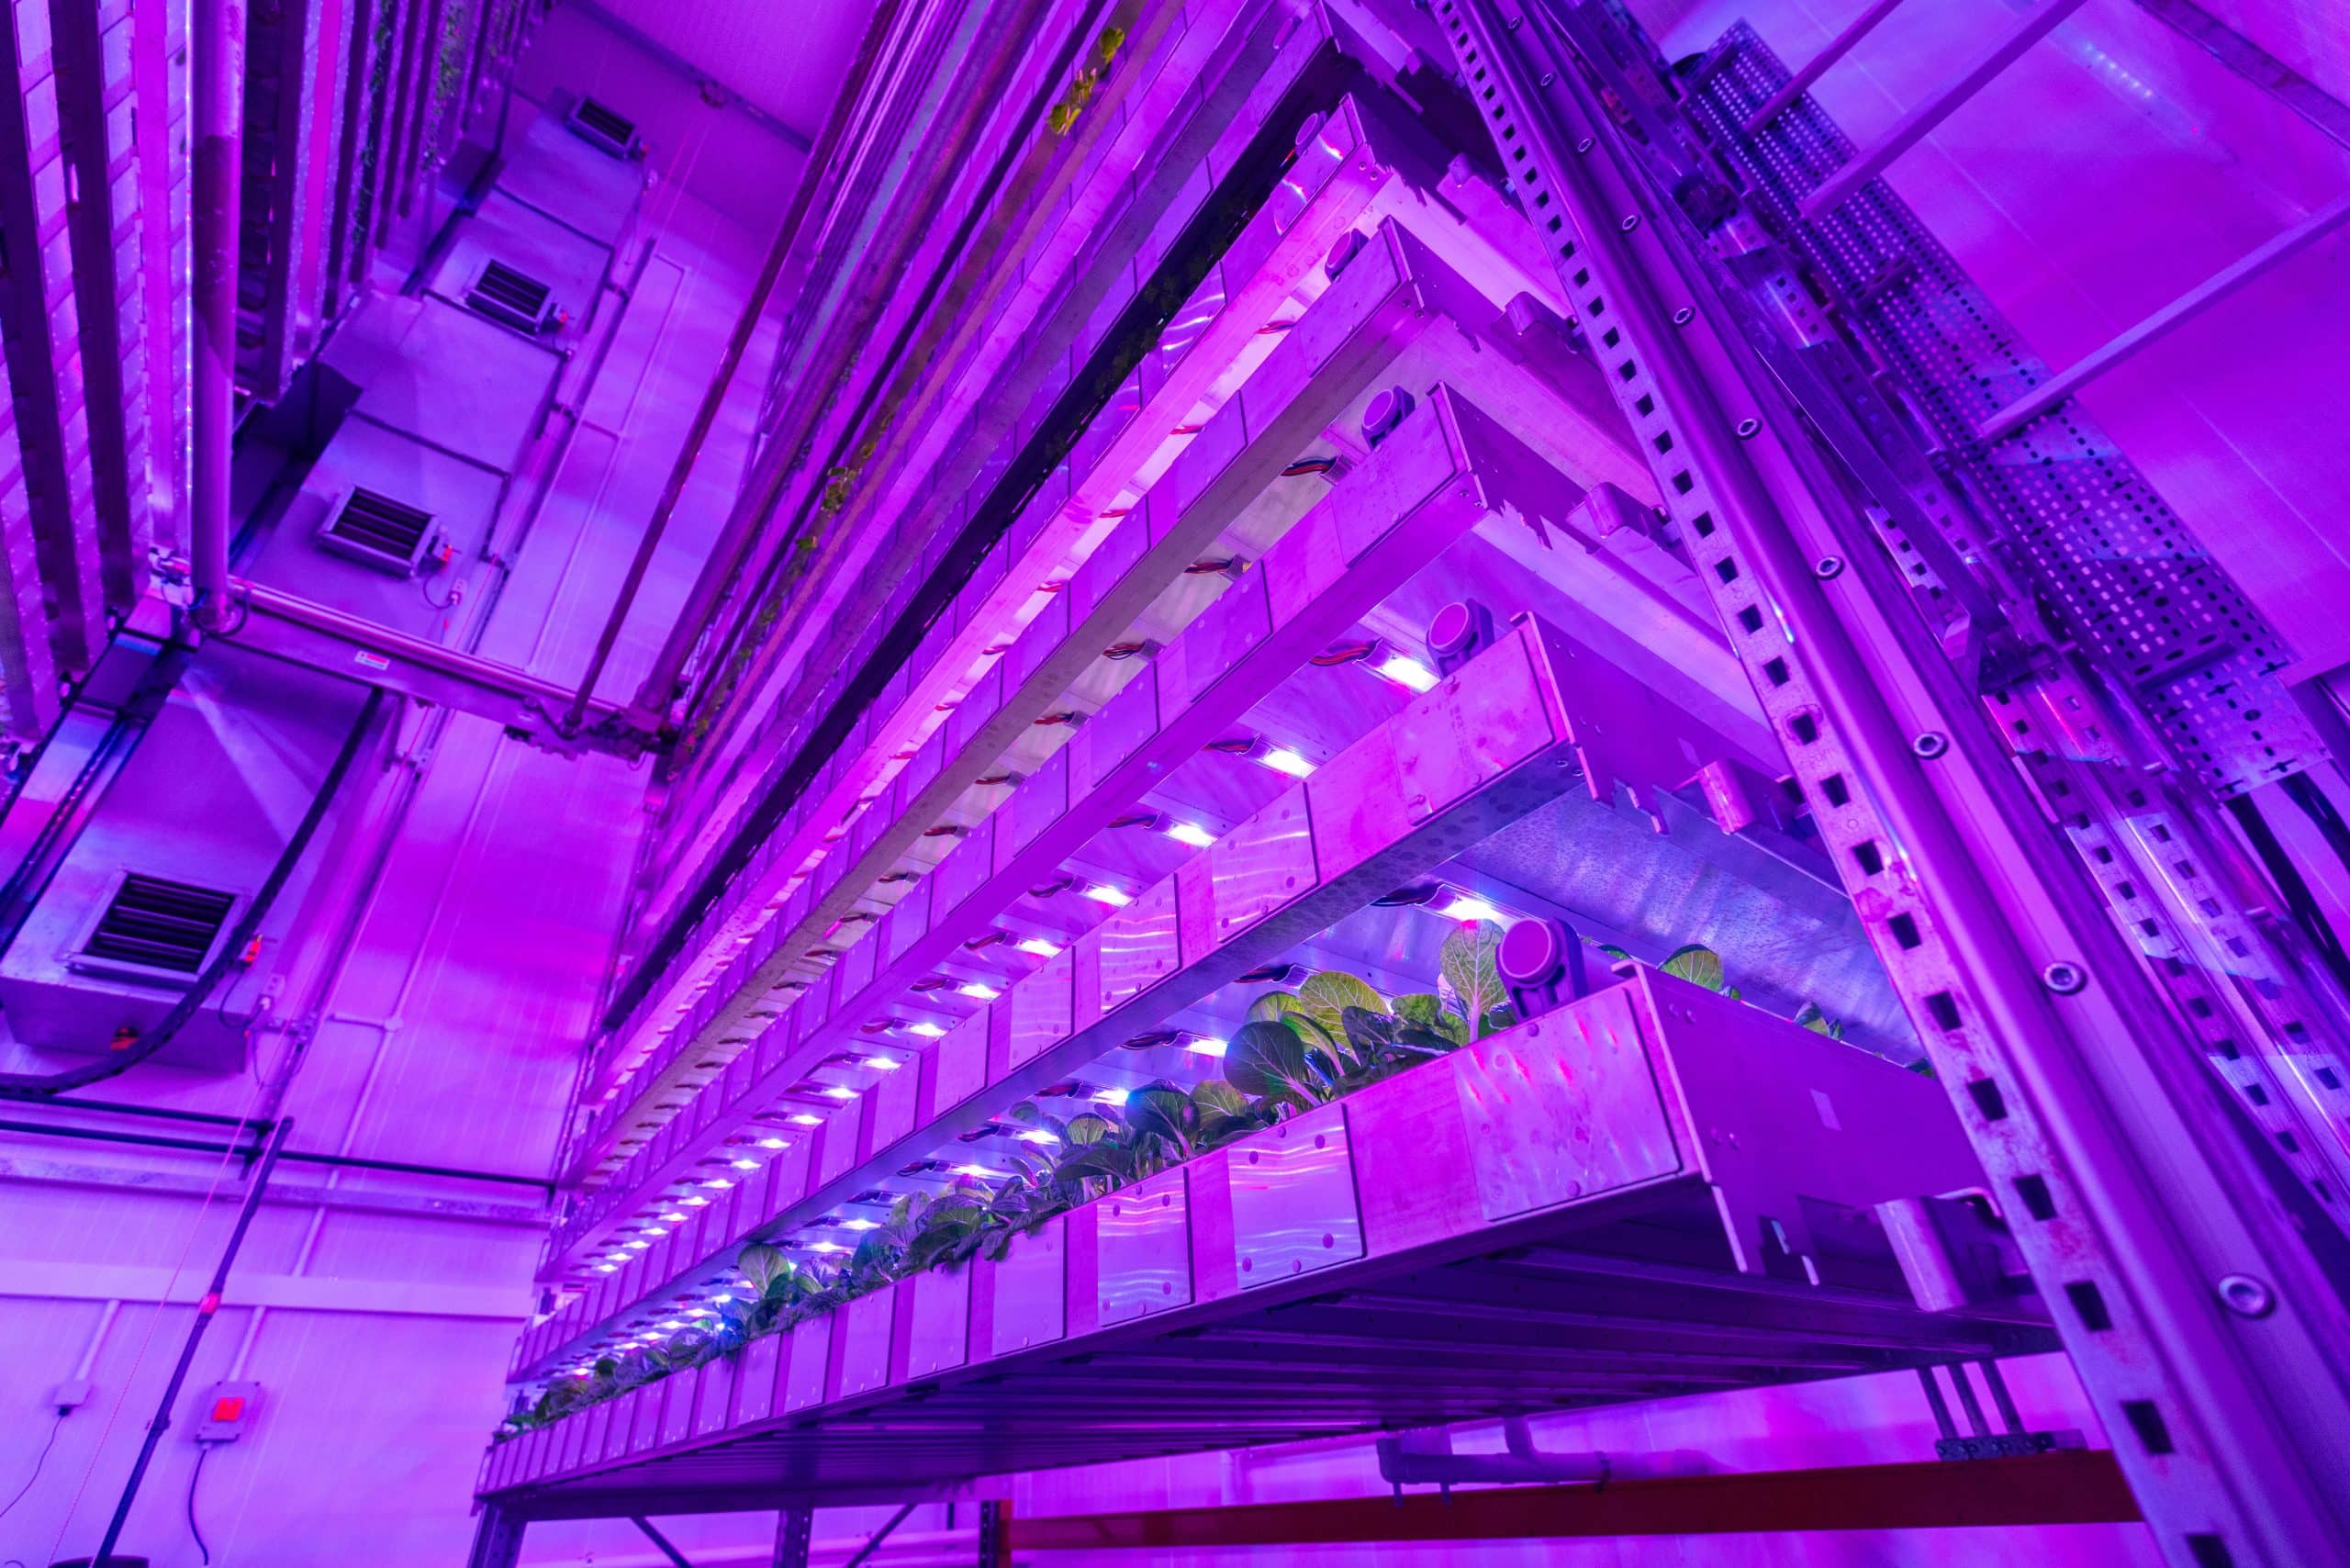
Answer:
top-left (1097, 1167), bottom-right (1193, 1326)
top-left (1453, 981), bottom-right (1680, 1222)
top-left (1227, 1102), bottom-right (1363, 1288)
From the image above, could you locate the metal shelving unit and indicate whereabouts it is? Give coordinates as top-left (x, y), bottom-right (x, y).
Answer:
top-left (480, 3), bottom-right (2350, 1563)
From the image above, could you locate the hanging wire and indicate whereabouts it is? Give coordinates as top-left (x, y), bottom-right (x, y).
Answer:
top-left (0, 1409), bottom-right (62, 1522)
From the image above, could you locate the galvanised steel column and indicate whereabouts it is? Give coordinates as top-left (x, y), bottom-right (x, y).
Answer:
top-left (1437, 3), bottom-right (2350, 1563)
top-left (191, 0), bottom-right (248, 631)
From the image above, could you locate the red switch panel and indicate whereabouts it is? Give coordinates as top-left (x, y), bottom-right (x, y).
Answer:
top-left (195, 1380), bottom-right (262, 1440)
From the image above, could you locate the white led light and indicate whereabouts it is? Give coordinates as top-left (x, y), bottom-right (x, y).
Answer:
top-left (703, 1178), bottom-right (733, 1190)
top-left (1082, 884), bottom-right (1132, 907)
top-left (839, 1217), bottom-right (879, 1231)
top-left (731, 1158), bottom-right (760, 1170)
top-left (643, 1226), bottom-right (667, 1237)
top-left (623, 1239), bottom-right (649, 1249)
top-left (1093, 1086), bottom-right (1130, 1106)
top-left (712, 1294), bottom-right (733, 1305)
top-left (809, 1240), bottom-right (846, 1254)
top-left (905, 1021), bottom-right (947, 1037)
top-left (1162, 820), bottom-right (1215, 848)
top-left (1017, 1127), bottom-right (1060, 1144)
top-left (595, 1263), bottom-right (617, 1273)
top-left (1373, 651), bottom-right (1439, 692)
top-left (861, 1055), bottom-right (903, 1071)
top-left (682, 1194), bottom-right (711, 1207)
top-left (821, 1084), bottom-right (856, 1099)
top-left (952, 1162), bottom-right (1009, 1180)
top-left (958, 981), bottom-right (1000, 1000)
top-left (756, 1137), bottom-right (787, 1150)
top-left (660, 1211), bottom-right (687, 1222)
top-left (1184, 1036), bottom-right (1229, 1058)
top-left (659, 1319), bottom-right (685, 1330)
top-left (788, 1113), bottom-right (822, 1126)
top-left (1016, 937), bottom-right (1062, 957)
top-left (1433, 892), bottom-right (1502, 924)
top-left (1260, 747), bottom-right (1315, 778)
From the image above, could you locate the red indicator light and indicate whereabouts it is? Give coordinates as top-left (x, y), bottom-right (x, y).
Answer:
top-left (211, 1396), bottom-right (245, 1422)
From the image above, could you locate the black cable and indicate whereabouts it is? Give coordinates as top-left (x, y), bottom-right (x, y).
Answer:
top-left (187, 1442), bottom-right (213, 1564)
top-left (0, 1409), bottom-right (62, 1522)
top-left (2227, 792), bottom-right (2350, 991)
top-left (0, 686), bottom-right (385, 1099)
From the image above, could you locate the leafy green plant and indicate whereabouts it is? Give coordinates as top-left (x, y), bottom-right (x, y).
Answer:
top-left (1439, 923), bottom-right (1516, 1040)
top-left (509, 924), bottom-right (1884, 1441)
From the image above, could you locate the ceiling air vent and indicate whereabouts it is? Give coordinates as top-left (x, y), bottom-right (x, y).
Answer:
top-left (465, 259), bottom-right (558, 334)
top-left (566, 95), bottom-right (643, 160)
top-left (72, 874), bottom-right (238, 985)
top-left (317, 486), bottom-right (437, 577)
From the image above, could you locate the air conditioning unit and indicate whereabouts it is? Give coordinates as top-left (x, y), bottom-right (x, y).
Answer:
top-left (465, 259), bottom-right (560, 334)
top-left (68, 872), bottom-right (239, 987)
top-left (318, 486), bottom-right (439, 577)
top-left (566, 95), bottom-right (644, 160)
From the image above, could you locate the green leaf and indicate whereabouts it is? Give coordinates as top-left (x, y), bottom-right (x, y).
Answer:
top-left (1125, 1081), bottom-right (1198, 1153)
top-left (1661, 944), bottom-right (1728, 992)
top-left (1063, 1113), bottom-right (1117, 1147)
top-left (1439, 923), bottom-right (1511, 1040)
top-left (1191, 1079), bottom-right (1249, 1116)
top-left (1339, 1005), bottom-right (1398, 1055)
top-left (738, 1242), bottom-right (790, 1294)
top-left (1393, 992), bottom-right (1469, 1046)
top-left (1225, 1019), bottom-right (1332, 1107)
top-left (1247, 990), bottom-right (1304, 1024)
top-left (1793, 1001), bottom-right (1841, 1037)
top-left (1296, 971), bottom-right (1387, 1039)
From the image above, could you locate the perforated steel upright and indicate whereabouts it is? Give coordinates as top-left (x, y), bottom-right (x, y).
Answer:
top-left (1432, 3), bottom-right (2350, 1563)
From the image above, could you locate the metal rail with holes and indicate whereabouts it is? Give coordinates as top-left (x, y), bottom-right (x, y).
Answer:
top-left (1434, 2), bottom-right (2350, 1563)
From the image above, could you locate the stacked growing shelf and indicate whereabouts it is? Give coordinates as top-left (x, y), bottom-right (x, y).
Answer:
top-left (487, 946), bottom-right (2046, 1505)
top-left (490, 0), bottom-right (2062, 1537)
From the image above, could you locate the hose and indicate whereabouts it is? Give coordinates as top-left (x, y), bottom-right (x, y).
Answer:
top-left (0, 687), bottom-right (386, 1098)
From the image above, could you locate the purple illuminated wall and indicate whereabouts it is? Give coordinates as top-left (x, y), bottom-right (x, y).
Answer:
top-left (0, 7), bottom-right (800, 1563)
top-left (0, 0), bottom-right (2341, 1563)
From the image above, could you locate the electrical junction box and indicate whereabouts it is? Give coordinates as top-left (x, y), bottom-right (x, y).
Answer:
top-left (195, 1380), bottom-right (263, 1440)
top-left (48, 1378), bottom-right (91, 1410)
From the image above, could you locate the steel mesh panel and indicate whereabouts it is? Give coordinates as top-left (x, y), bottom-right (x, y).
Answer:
top-left (1687, 22), bottom-right (2316, 794)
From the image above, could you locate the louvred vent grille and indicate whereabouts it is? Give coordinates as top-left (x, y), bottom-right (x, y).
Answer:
top-left (465, 260), bottom-right (555, 333)
top-left (319, 486), bottom-right (436, 576)
top-left (82, 875), bottom-right (235, 977)
top-left (568, 95), bottom-right (642, 158)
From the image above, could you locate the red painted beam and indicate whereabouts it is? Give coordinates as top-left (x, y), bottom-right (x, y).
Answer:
top-left (1006, 1452), bottom-right (2141, 1551)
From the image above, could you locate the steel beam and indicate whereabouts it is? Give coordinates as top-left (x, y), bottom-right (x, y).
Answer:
top-left (775, 1506), bottom-right (815, 1568)
top-left (2132, 0), bottom-right (2350, 151)
top-left (1445, 3), bottom-right (2350, 1563)
top-left (1799, 0), bottom-right (2089, 218)
top-left (632, 1516), bottom-right (698, 1568)
top-left (1977, 194), bottom-right (2350, 439)
top-left (136, 579), bottom-right (658, 757)
top-left (1005, 1453), bottom-right (2138, 1550)
top-left (133, 0), bottom-right (182, 534)
top-left (0, 15), bottom-right (100, 695)
top-left (466, 1504), bottom-right (527, 1568)
top-left (1740, 0), bottom-right (1911, 133)
top-left (192, 0), bottom-right (247, 630)
top-left (49, 5), bottom-right (142, 610)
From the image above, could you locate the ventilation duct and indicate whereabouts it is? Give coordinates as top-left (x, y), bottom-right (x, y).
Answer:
top-left (317, 486), bottom-right (439, 577)
top-left (464, 260), bottom-right (560, 334)
top-left (71, 873), bottom-right (240, 985)
top-left (565, 96), bottom-right (643, 160)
